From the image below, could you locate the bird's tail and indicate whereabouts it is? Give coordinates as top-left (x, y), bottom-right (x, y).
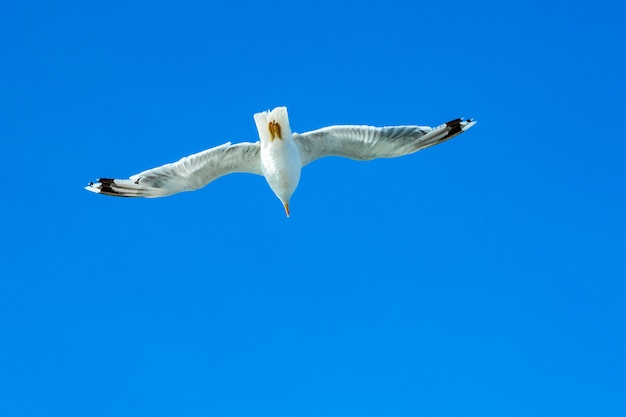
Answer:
top-left (85, 178), bottom-right (166, 197)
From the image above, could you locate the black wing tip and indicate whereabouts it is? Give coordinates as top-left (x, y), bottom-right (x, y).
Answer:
top-left (85, 178), bottom-right (130, 196)
top-left (85, 177), bottom-right (156, 198)
top-left (94, 178), bottom-right (116, 194)
top-left (445, 118), bottom-right (464, 136)
top-left (444, 117), bottom-right (476, 137)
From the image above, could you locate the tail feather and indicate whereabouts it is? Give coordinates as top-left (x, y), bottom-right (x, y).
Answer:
top-left (85, 178), bottom-right (166, 197)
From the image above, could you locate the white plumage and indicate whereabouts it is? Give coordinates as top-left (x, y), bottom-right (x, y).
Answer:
top-left (85, 106), bottom-right (476, 216)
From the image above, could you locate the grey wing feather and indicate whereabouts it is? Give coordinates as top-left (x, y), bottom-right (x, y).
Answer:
top-left (86, 141), bottom-right (262, 197)
top-left (293, 118), bottom-right (476, 167)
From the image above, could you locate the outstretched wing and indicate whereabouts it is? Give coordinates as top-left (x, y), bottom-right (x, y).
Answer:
top-left (86, 141), bottom-right (262, 197)
top-left (293, 118), bottom-right (476, 167)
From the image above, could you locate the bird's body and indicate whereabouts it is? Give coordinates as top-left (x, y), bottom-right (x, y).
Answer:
top-left (86, 107), bottom-right (476, 216)
top-left (255, 109), bottom-right (301, 215)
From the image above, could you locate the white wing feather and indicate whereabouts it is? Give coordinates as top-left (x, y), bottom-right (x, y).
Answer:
top-left (85, 141), bottom-right (262, 197)
top-left (293, 118), bottom-right (476, 167)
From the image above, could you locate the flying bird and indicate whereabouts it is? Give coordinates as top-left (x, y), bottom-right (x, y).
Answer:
top-left (85, 107), bottom-right (476, 216)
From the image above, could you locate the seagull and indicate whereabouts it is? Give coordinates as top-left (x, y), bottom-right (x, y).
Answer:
top-left (85, 106), bottom-right (476, 217)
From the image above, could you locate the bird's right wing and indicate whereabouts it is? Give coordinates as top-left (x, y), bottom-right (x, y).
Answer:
top-left (293, 118), bottom-right (476, 167)
top-left (85, 141), bottom-right (262, 197)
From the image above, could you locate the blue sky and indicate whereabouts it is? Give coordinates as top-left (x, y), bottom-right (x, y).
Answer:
top-left (1, 0), bottom-right (625, 416)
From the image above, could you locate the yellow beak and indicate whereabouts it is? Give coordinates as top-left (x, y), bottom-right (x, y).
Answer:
top-left (283, 202), bottom-right (290, 218)
top-left (269, 121), bottom-right (282, 141)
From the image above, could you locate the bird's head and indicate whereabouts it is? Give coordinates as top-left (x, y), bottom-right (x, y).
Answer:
top-left (253, 106), bottom-right (292, 143)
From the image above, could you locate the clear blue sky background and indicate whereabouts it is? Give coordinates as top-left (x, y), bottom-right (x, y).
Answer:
top-left (1, 1), bottom-right (625, 416)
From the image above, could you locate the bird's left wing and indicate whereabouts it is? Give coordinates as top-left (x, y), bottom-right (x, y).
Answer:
top-left (293, 118), bottom-right (476, 167)
top-left (86, 141), bottom-right (262, 197)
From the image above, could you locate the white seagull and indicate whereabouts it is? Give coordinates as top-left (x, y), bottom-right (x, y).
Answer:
top-left (85, 107), bottom-right (476, 217)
